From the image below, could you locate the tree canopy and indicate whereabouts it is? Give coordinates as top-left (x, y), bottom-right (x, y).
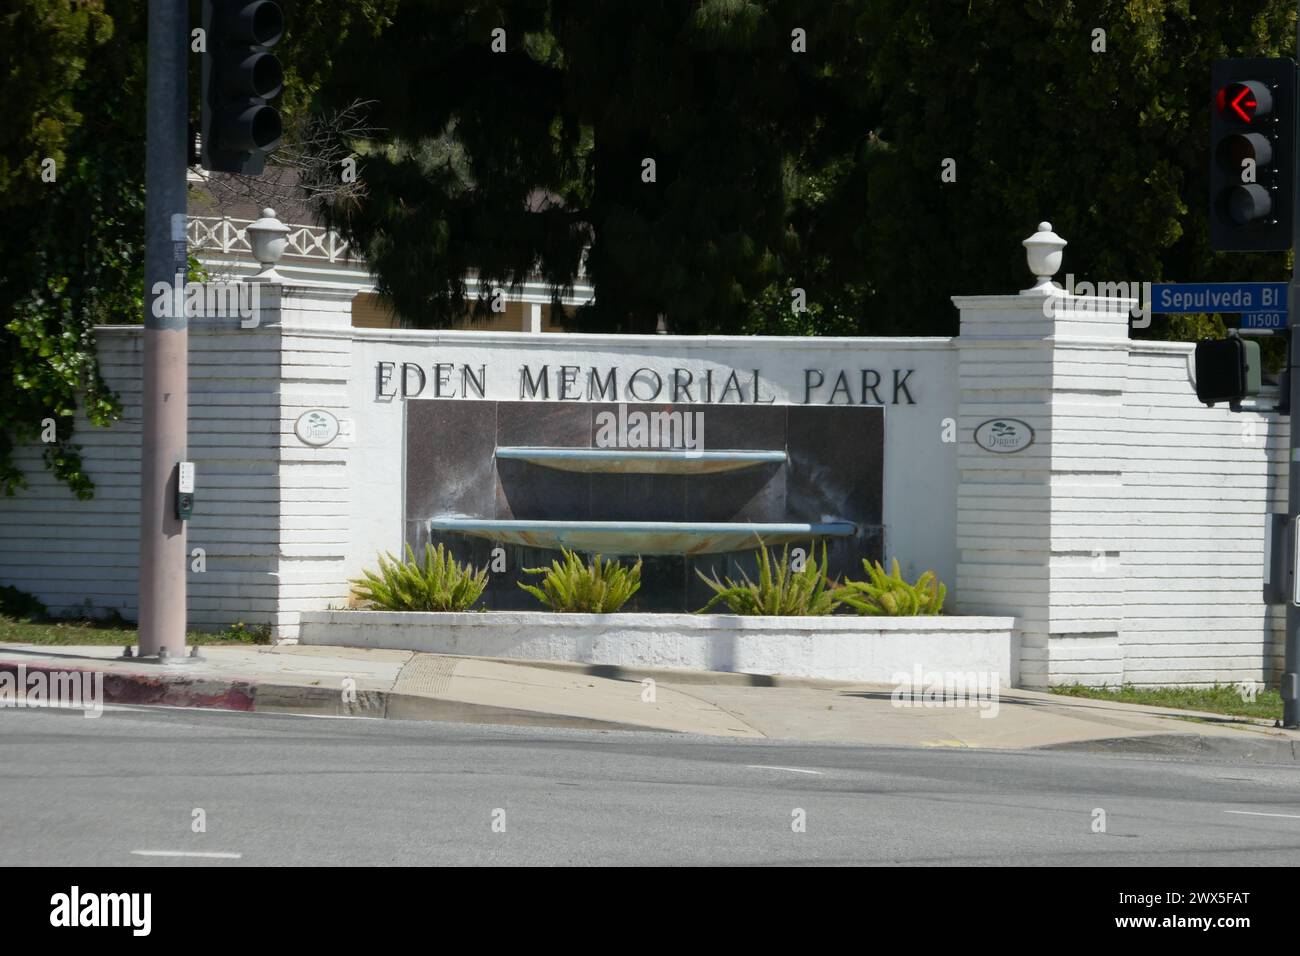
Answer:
top-left (0, 0), bottom-right (397, 497)
top-left (5, 0), bottom-right (1300, 496)
top-left (320, 0), bottom-right (1299, 339)
top-left (320, 0), bottom-right (873, 332)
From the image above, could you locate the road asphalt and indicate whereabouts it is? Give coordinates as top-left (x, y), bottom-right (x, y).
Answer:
top-left (3, 706), bottom-right (1300, 866)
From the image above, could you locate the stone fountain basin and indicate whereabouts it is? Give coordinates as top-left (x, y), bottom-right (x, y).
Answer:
top-left (426, 517), bottom-right (857, 556)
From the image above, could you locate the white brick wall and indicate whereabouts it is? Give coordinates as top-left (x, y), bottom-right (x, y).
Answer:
top-left (0, 279), bottom-right (1287, 685)
top-left (0, 329), bottom-right (143, 619)
top-left (954, 291), bottom-right (1286, 688)
top-left (0, 286), bottom-right (357, 639)
top-left (1118, 342), bottom-right (1285, 686)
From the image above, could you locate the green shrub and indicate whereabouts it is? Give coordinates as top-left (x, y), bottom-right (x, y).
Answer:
top-left (519, 548), bottom-right (641, 612)
top-left (696, 543), bottom-right (839, 616)
top-left (223, 621), bottom-right (273, 644)
top-left (352, 543), bottom-right (489, 612)
top-left (0, 585), bottom-right (48, 622)
top-left (836, 558), bottom-right (946, 615)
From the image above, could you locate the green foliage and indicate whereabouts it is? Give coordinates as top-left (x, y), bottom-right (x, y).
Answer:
top-left (0, 0), bottom-right (113, 209)
top-left (0, 584), bottom-right (48, 623)
top-left (859, 0), bottom-right (1298, 339)
top-left (318, 0), bottom-right (870, 332)
top-left (0, 0), bottom-right (141, 499)
top-left (518, 549), bottom-right (642, 613)
top-left (0, 0), bottom-right (398, 498)
top-left (836, 558), bottom-right (946, 616)
top-left (696, 543), bottom-right (839, 616)
top-left (352, 543), bottom-right (489, 611)
top-left (320, 0), bottom-right (1300, 342)
top-left (221, 621), bottom-right (273, 645)
top-left (9, 0), bottom-right (1296, 499)
top-left (1052, 682), bottom-right (1281, 722)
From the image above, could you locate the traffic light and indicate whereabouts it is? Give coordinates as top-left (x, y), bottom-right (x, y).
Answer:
top-left (1195, 336), bottom-right (1262, 404)
top-left (200, 0), bottom-right (284, 175)
top-left (1211, 58), bottom-right (1296, 251)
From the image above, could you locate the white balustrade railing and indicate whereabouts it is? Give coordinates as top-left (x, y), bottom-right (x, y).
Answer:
top-left (188, 216), bottom-right (357, 264)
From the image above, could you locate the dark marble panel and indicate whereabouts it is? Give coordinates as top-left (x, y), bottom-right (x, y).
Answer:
top-left (404, 400), bottom-right (497, 523)
top-left (492, 542), bottom-right (564, 611)
top-left (680, 404), bottom-right (787, 521)
top-left (684, 463), bottom-right (785, 522)
top-left (785, 405), bottom-right (884, 526)
top-left (587, 402), bottom-right (710, 452)
top-left (589, 473), bottom-right (687, 523)
top-left (690, 404), bottom-right (787, 452)
top-left (621, 554), bottom-right (687, 612)
top-left (497, 401), bottom-right (592, 448)
top-left (496, 458), bottom-right (591, 520)
top-left (402, 399), bottom-right (886, 613)
top-left (494, 401), bottom-right (593, 520)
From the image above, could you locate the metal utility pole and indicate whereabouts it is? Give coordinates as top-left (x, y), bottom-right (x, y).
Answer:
top-left (1284, 11), bottom-right (1300, 727)
top-left (138, 0), bottom-right (190, 660)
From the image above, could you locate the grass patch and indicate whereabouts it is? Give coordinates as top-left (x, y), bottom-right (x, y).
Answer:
top-left (0, 615), bottom-right (272, 647)
top-left (1051, 682), bottom-right (1281, 721)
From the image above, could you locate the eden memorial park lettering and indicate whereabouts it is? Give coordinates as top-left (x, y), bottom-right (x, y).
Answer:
top-left (375, 361), bottom-right (918, 406)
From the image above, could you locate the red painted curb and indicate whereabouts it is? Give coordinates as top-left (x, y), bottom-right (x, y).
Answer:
top-left (0, 660), bottom-right (257, 712)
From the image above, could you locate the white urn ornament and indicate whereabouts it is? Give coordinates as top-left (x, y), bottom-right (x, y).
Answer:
top-left (1020, 221), bottom-right (1067, 295)
top-left (246, 208), bottom-right (290, 281)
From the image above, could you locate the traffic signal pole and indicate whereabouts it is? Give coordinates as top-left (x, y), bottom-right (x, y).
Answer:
top-left (1284, 14), bottom-right (1300, 727)
top-left (138, 0), bottom-right (190, 660)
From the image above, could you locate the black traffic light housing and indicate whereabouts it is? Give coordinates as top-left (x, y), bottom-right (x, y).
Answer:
top-left (200, 0), bottom-right (285, 175)
top-left (1211, 58), bottom-right (1296, 251)
top-left (1195, 335), bottom-right (1263, 405)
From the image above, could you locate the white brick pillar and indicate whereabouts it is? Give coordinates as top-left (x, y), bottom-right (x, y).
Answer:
top-left (187, 281), bottom-right (356, 641)
top-left (273, 284), bottom-right (356, 639)
top-left (952, 224), bottom-right (1132, 689)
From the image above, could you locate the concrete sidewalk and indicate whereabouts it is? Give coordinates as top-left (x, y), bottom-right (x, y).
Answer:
top-left (1, 642), bottom-right (1297, 760)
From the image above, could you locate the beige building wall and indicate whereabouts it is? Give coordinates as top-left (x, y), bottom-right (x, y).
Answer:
top-left (350, 293), bottom-right (569, 332)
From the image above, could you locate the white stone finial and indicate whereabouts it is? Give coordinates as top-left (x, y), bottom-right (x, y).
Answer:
top-left (1020, 221), bottom-right (1067, 295)
top-left (246, 207), bottom-right (291, 282)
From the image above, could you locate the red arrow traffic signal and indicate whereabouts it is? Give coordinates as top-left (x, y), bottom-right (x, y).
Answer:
top-left (1210, 60), bottom-right (1293, 251)
top-left (1216, 80), bottom-right (1273, 123)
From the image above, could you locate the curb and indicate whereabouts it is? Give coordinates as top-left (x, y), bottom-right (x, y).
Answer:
top-left (0, 660), bottom-right (255, 711)
top-left (461, 656), bottom-right (864, 689)
top-left (1038, 732), bottom-right (1300, 763)
top-left (0, 658), bottom-right (665, 733)
top-left (255, 681), bottom-right (659, 732)
top-left (9, 657), bottom-right (1297, 756)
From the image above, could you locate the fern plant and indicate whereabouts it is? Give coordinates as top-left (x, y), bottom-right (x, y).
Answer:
top-left (696, 543), bottom-right (840, 616)
top-left (518, 548), bottom-right (642, 612)
top-left (351, 543), bottom-right (489, 612)
top-left (836, 558), bottom-right (946, 616)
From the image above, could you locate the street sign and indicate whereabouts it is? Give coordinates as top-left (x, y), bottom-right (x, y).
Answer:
top-left (1241, 310), bottom-right (1288, 329)
top-left (1150, 281), bottom-right (1288, 314)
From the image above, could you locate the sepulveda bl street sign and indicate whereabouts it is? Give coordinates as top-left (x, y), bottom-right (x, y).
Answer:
top-left (1150, 281), bottom-right (1289, 329)
top-left (1149, 281), bottom-right (1288, 315)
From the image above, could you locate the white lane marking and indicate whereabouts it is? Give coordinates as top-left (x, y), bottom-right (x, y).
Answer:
top-left (1224, 810), bottom-right (1300, 820)
top-left (131, 850), bottom-right (242, 859)
top-left (746, 765), bottom-right (824, 776)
